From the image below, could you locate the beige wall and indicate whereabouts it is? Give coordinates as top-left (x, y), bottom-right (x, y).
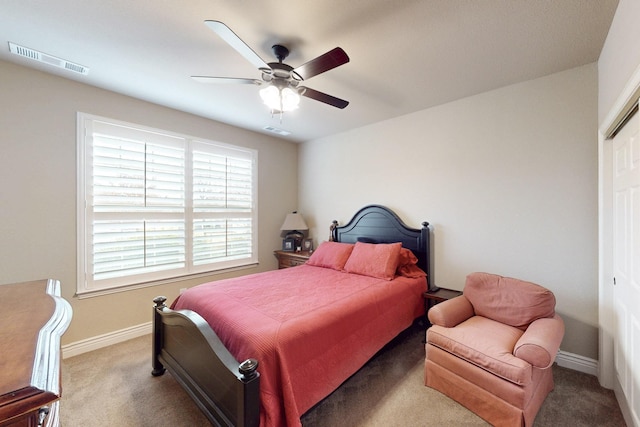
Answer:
top-left (0, 60), bottom-right (298, 345)
top-left (299, 64), bottom-right (599, 359)
top-left (0, 58), bottom-right (602, 359)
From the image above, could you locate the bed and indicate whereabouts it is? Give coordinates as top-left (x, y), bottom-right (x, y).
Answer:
top-left (152, 205), bottom-right (431, 427)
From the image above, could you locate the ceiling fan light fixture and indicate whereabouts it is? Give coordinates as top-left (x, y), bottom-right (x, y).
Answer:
top-left (259, 84), bottom-right (300, 112)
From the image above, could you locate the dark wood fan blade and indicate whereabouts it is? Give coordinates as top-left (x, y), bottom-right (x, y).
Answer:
top-left (301, 87), bottom-right (349, 109)
top-left (292, 47), bottom-right (349, 81)
top-left (191, 76), bottom-right (262, 85)
top-left (204, 20), bottom-right (270, 71)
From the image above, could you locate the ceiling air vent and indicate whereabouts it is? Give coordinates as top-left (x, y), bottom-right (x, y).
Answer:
top-left (263, 126), bottom-right (291, 136)
top-left (8, 42), bottom-right (89, 75)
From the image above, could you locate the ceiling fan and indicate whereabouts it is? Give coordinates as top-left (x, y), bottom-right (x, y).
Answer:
top-left (192, 20), bottom-right (350, 114)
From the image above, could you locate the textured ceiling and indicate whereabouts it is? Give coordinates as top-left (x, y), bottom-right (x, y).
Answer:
top-left (0, 0), bottom-right (619, 142)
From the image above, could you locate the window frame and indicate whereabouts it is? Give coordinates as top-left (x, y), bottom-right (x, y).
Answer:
top-left (76, 113), bottom-right (258, 298)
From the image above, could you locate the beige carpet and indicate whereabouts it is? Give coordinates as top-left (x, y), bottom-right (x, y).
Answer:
top-left (60, 324), bottom-right (625, 426)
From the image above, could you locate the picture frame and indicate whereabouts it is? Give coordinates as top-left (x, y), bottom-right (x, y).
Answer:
top-left (303, 238), bottom-right (314, 252)
top-left (282, 238), bottom-right (295, 252)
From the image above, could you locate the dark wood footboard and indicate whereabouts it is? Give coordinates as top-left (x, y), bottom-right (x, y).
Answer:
top-left (152, 296), bottom-right (260, 427)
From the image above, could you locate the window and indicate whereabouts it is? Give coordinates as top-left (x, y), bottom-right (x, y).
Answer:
top-left (77, 113), bottom-right (257, 296)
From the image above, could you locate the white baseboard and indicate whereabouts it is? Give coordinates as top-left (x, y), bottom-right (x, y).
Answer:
top-left (62, 322), bottom-right (152, 359)
top-left (63, 323), bottom-right (600, 380)
top-left (556, 350), bottom-right (598, 377)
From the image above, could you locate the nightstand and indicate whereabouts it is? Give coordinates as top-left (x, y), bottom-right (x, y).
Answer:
top-left (274, 250), bottom-right (312, 269)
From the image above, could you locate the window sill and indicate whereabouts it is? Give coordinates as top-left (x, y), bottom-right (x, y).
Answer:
top-left (75, 262), bottom-right (260, 299)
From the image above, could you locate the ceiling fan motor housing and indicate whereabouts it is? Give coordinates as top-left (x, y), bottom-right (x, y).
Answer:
top-left (272, 44), bottom-right (289, 62)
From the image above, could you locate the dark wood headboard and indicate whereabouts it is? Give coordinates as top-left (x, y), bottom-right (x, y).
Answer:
top-left (331, 204), bottom-right (431, 282)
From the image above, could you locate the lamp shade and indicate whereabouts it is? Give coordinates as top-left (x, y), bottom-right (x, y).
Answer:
top-left (280, 212), bottom-right (308, 231)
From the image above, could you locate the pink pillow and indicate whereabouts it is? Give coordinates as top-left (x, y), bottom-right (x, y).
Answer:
top-left (343, 242), bottom-right (402, 280)
top-left (395, 248), bottom-right (426, 278)
top-left (306, 241), bottom-right (354, 270)
top-left (397, 264), bottom-right (427, 279)
top-left (397, 248), bottom-right (418, 267)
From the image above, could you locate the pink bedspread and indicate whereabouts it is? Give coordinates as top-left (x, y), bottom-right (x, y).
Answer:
top-left (172, 264), bottom-right (426, 427)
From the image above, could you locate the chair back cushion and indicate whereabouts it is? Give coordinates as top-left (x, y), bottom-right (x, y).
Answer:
top-left (463, 272), bottom-right (556, 330)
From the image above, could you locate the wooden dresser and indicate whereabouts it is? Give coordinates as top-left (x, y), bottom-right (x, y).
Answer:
top-left (0, 280), bottom-right (72, 427)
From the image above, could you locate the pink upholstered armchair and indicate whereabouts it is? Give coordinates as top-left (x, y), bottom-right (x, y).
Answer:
top-left (425, 272), bottom-right (564, 427)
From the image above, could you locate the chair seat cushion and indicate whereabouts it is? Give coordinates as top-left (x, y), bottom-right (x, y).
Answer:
top-left (427, 316), bottom-right (532, 385)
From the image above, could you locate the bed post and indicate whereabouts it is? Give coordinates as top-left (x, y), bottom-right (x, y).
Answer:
top-left (330, 220), bottom-right (338, 241)
top-left (421, 221), bottom-right (431, 288)
top-left (152, 296), bottom-right (167, 377)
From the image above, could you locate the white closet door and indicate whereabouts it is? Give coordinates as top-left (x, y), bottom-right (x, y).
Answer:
top-left (612, 107), bottom-right (640, 426)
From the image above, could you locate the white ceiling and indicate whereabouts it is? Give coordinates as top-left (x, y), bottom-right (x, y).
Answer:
top-left (0, 1), bottom-right (619, 142)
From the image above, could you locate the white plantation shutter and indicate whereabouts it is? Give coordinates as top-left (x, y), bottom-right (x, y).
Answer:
top-left (78, 114), bottom-right (257, 295)
top-left (192, 144), bottom-right (253, 265)
top-left (92, 219), bottom-right (186, 279)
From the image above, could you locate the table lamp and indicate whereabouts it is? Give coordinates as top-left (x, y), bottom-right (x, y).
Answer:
top-left (280, 211), bottom-right (308, 249)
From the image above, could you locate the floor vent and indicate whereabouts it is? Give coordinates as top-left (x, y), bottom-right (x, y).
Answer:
top-left (263, 125), bottom-right (291, 136)
top-left (8, 42), bottom-right (89, 75)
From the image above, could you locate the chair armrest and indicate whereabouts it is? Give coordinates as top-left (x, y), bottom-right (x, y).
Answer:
top-left (514, 314), bottom-right (565, 369)
top-left (428, 295), bottom-right (474, 327)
